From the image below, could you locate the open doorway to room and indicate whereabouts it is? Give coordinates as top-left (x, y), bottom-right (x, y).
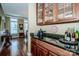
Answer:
top-left (0, 3), bottom-right (28, 56)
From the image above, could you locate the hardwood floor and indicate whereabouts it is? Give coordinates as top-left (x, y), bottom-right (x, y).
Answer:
top-left (0, 38), bottom-right (27, 56)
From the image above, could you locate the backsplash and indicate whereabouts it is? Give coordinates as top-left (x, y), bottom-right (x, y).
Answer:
top-left (30, 21), bottom-right (79, 35)
top-left (36, 22), bottom-right (79, 35)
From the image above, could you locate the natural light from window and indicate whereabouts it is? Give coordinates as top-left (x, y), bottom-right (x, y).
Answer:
top-left (10, 17), bottom-right (18, 35)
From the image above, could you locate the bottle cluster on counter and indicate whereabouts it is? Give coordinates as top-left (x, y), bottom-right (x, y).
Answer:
top-left (65, 27), bottom-right (79, 50)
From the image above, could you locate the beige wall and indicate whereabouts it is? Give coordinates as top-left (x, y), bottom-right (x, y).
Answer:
top-left (0, 16), bottom-right (5, 31)
top-left (29, 4), bottom-right (79, 35)
top-left (5, 17), bottom-right (10, 31)
top-left (0, 4), bottom-right (4, 16)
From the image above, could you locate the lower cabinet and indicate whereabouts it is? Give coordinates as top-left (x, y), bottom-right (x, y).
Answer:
top-left (31, 37), bottom-right (74, 56)
top-left (48, 51), bottom-right (58, 56)
top-left (36, 45), bottom-right (48, 56)
top-left (31, 43), bottom-right (37, 56)
top-left (31, 43), bottom-right (48, 56)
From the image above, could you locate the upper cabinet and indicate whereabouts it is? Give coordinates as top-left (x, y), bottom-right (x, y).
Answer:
top-left (58, 4), bottom-right (73, 18)
top-left (36, 3), bottom-right (79, 26)
top-left (44, 4), bottom-right (54, 24)
top-left (36, 3), bottom-right (44, 25)
top-left (57, 3), bottom-right (76, 23)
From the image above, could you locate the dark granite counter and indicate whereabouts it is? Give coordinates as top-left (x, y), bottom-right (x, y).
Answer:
top-left (32, 35), bottom-right (79, 55)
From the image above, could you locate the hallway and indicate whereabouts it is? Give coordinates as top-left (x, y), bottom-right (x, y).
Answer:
top-left (0, 38), bottom-right (27, 56)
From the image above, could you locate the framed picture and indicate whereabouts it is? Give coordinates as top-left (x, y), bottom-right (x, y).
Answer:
top-left (19, 24), bottom-right (23, 30)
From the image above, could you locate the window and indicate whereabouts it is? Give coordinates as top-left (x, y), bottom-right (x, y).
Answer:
top-left (24, 19), bottom-right (28, 34)
top-left (10, 17), bottom-right (18, 34)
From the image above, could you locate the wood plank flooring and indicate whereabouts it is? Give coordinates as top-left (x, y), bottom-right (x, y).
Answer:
top-left (0, 38), bottom-right (27, 56)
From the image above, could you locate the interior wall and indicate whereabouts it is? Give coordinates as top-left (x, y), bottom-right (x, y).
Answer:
top-left (5, 16), bottom-right (10, 31)
top-left (0, 4), bottom-right (4, 31)
top-left (0, 16), bottom-right (1, 31)
top-left (0, 4), bottom-right (4, 16)
top-left (0, 16), bottom-right (5, 32)
top-left (29, 3), bottom-right (79, 35)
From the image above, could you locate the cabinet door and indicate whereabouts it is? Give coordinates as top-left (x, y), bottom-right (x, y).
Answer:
top-left (44, 3), bottom-right (58, 24)
top-left (58, 3), bottom-right (75, 20)
top-left (64, 3), bottom-right (73, 18)
top-left (75, 3), bottom-right (79, 20)
top-left (36, 3), bottom-right (44, 25)
top-left (31, 43), bottom-right (37, 56)
top-left (44, 3), bottom-right (54, 23)
top-left (37, 45), bottom-right (48, 56)
top-left (58, 3), bottom-right (65, 19)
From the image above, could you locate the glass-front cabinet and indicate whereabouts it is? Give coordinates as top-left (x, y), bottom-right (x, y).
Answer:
top-left (57, 4), bottom-right (64, 19)
top-left (64, 3), bottom-right (73, 18)
top-left (57, 3), bottom-right (76, 22)
top-left (44, 3), bottom-right (54, 24)
top-left (36, 3), bottom-right (79, 25)
top-left (36, 3), bottom-right (44, 25)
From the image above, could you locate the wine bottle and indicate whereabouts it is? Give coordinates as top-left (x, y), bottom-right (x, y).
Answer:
top-left (71, 32), bottom-right (75, 49)
top-left (71, 32), bottom-right (75, 42)
top-left (75, 31), bottom-right (79, 50)
top-left (65, 30), bottom-right (71, 48)
top-left (75, 31), bottom-right (79, 41)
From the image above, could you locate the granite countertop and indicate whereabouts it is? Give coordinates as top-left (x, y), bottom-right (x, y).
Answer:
top-left (32, 35), bottom-right (79, 55)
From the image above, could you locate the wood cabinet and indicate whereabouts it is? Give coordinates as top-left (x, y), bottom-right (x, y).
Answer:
top-left (37, 45), bottom-right (48, 56)
top-left (58, 3), bottom-right (73, 19)
top-left (57, 3), bottom-right (77, 23)
top-left (48, 51), bottom-right (58, 56)
top-left (31, 43), bottom-right (37, 56)
top-left (36, 3), bottom-right (79, 26)
top-left (31, 38), bottom-right (48, 56)
top-left (31, 37), bottom-right (75, 56)
top-left (44, 4), bottom-right (54, 23)
top-left (36, 3), bottom-right (44, 25)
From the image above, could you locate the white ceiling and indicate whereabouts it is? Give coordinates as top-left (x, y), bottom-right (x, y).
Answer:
top-left (1, 3), bottom-right (28, 18)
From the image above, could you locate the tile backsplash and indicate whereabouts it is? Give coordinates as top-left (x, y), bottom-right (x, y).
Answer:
top-left (35, 23), bottom-right (79, 35)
